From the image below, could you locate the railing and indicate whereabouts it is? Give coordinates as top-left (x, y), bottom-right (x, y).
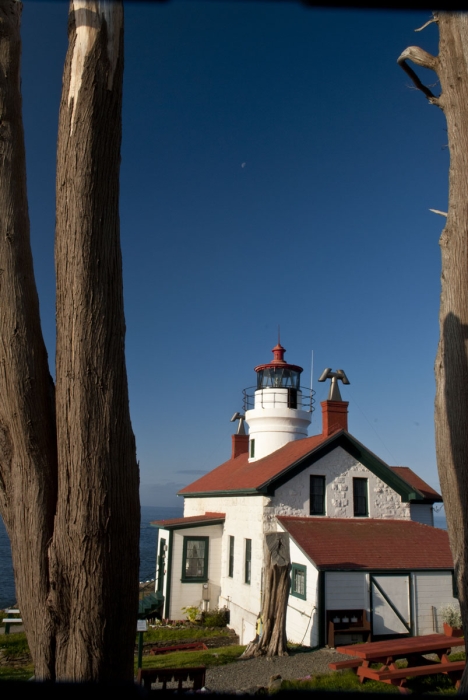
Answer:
top-left (242, 386), bottom-right (315, 412)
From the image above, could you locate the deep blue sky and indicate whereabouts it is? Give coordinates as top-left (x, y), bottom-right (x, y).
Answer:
top-left (20, 2), bottom-right (447, 507)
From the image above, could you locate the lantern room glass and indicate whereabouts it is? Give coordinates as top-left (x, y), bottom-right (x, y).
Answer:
top-left (256, 367), bottom-right (301, 390)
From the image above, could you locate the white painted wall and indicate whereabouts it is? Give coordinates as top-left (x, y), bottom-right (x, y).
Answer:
top-left (246, 387), bottom-right (311, 461)
top-left (184, 495), bottom-right (268, 642)
top-left (284, 532), bottom-right (319, 647)
top-left (412, 571), bottom-right (458, 635)
top-left (269, 447), bottom-right (411, 520)
top-left (410, 504), bottom-right (434, 526)
top-left (325, 571), bottom-right (369, 611)
top-left (162, 523), bottom-right (223, 620)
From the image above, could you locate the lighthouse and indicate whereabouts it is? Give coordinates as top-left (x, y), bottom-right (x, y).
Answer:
top-left (244, 343), bottom-right (313, 461)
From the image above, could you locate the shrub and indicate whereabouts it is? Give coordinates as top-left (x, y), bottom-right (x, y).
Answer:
top-left (202, 607), bottom-right (230, 627)
top-left (181, 605), bottom-right (201, 623)
top-left (440, 604), bottom-right (462, 628)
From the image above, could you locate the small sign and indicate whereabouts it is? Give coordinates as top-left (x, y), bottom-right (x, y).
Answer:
top-left (137, 620), bottom-right (148, 632)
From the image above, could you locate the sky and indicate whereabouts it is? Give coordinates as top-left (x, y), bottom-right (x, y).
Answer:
top-left (19, 1), bottom-right (448, 508)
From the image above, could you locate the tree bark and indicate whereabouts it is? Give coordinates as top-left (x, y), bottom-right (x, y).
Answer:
top-left (399, 12), bottom-right (468, 693)
top-left (0, 0), bottom-right (57, 680)
top-left (50, 0), bottom-right (140, 681)
top-left (433, 13), bottom-right (468, 695)
top-left (0, 0), bottom-right (139, 682)
top-left (242, 533), bottom-right (290, 658)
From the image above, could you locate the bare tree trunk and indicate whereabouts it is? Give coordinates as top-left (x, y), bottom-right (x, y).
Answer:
top-left (398, 12), bottom-right (468, 693)
top-left (49, 0), bottom-right (140, 681)
top-left (0, 1), bottom-right (57, 680)
top-left (242, 534), bottom-right (290, 658)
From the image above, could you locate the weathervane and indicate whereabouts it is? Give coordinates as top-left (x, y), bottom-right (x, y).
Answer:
top-left (230, 411), bottom-right (246, 435)
top-left (318, 368), bottom-right (350, 401)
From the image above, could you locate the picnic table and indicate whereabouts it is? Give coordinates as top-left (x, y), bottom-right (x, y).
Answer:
top-left (2, 609), bottom-right (22, 634)
top-left (331, 634), bottom-right (465, 692)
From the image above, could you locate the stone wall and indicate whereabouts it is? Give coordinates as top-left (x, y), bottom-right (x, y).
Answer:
top-left (267, 446), bottom-right (411, 521)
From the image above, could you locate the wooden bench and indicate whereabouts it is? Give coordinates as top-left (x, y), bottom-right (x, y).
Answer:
top-left (327, 609), bottom-right (371, 648)
top-left (3, 609), bottom-right (22, 635)
top-left (137, 666), bottom-right (206, 692)
top-left (150, 642), bottom-right (208, 655)
top-left (358, 660), bottom-right (466, 689)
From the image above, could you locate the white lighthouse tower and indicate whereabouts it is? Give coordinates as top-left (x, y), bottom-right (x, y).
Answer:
top-left (244, 342), bottom-right (313, 462)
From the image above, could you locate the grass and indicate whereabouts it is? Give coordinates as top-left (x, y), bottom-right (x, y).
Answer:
top-left (280, 666), bottom-right (460, 695)
top-left (142, 625), bottom-right (231, 644)
top-left (0, 631), bottom-right (30, 658)
top-left (0, 665), bottom-right (34, 681)
top-left (0, 631), bottom-right (32, 683)
top-left (136, 644), bottom-right (245, 672)
top-left (280, 670), bottom-right (400, 694)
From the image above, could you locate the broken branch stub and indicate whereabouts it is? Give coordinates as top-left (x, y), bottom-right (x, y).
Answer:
top-left (397, 46), bottom-right (440, 104)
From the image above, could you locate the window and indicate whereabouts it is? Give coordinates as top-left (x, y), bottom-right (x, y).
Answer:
top-left (250, 439), bottom-right (255, 459)
top-left (453, 571), bottom-right (459, 599)
top-left (291, 563), bottom-right (307, 600)
top-left (157, 537), bottom-right (166, 592)
top-left (245, 539), bottom-right (252, 584)
top-left (310, 475), bottom-right (326, 515)
top-left (228, 536), bottom-right (234, 578)
top-left (353, 477), bottom-right (368, 517)
top-left (287, 388), bottom-right (297, 409)
top-left (182, 536), bottom-right (209, 582)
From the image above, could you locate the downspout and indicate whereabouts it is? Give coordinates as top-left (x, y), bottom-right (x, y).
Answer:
top-left (318, 571), bottom-right (325, 647)
top-left (164, 530), bottom-right (174, 619)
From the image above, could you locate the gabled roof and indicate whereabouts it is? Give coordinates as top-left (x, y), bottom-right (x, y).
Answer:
top-left (179, 431), bottom-right (331, 496)
top-left (390, 467), bottom-right (442, 502)
top-left (278, 516), bottom-right (453, 571)
top-left (152, 512), bottom-right (225, 530)
top-left (179, 429), bottom-right (440, 504)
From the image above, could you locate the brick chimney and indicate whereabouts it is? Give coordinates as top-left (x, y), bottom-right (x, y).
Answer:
top-left (321, 400), bottom-right (348, 436)
top-left (231, 434), bottom-right (249, 459)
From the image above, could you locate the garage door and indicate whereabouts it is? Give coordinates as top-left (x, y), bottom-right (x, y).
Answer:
top-left (371, 574), bottom-right (411, 636)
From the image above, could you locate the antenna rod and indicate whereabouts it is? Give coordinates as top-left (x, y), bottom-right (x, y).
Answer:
top-left (310, 350), bottom-right (314, 412)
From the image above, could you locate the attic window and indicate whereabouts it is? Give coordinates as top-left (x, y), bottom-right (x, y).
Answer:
top-left (353, 478), bottom-right (368, 517)
top-left (310, 475), bottom-right (326, 516)
top-left (250, 439), bottom-right (255, 459)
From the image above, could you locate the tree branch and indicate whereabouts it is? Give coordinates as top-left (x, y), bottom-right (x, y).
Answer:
top-left (415, 17), bottom-right (438, 33)
top-left (397, 46), bottom-right (440, 104)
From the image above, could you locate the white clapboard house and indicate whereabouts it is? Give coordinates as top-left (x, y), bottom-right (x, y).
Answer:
top-left (154, 343), bottom-right (456, 647)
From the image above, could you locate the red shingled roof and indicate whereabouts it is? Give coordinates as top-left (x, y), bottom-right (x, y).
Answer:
top-left (178, 432), bottom-right (336, 494)
top-left (390, 467), bottom-right (442, 502)
top-left (178, 430), bottom-right (440, 504)
top-left (277, 517), bottom-right (453, 570)
top-left (152, 512), bottom-right (225, 529)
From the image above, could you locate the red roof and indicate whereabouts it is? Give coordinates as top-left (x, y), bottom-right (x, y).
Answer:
top-left (178, 432), bottom-right (333, 494)
top-left (277, 517), bottom-right (453, 570)
top-left (152, 512), bottom-right (225, 529)
top-left (179, 430), bottom-right (439, 503)
top-left (390, 467), bottom-right (442, 502)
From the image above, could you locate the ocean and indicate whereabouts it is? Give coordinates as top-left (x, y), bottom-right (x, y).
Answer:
top-left (0, 505), bottom-right (183, 610)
